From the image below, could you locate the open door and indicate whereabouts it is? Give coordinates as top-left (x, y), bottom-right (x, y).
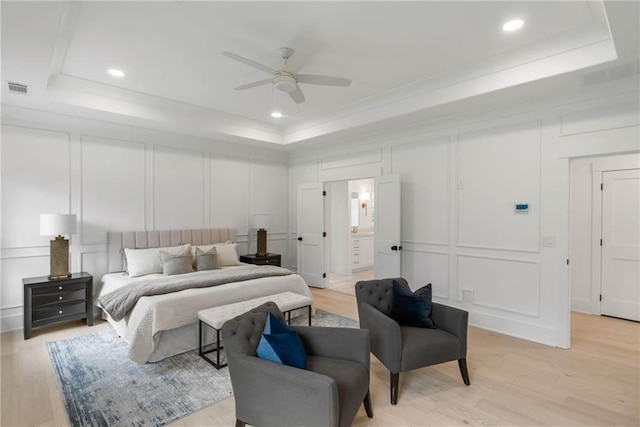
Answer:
top-left (374, 174), bottom-right (402, 278)
top-left (297, 183), bottom-right (326, 287)
top-left (601, 169), bottom-right (640, 321)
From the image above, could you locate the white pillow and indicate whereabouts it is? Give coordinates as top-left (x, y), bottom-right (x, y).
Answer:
top-left (213, 242), bottom-right (242, 266)
top-left (125, 244), bottom-right (191, 277)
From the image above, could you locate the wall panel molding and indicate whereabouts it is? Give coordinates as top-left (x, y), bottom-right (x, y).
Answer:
top-left (80, 135), bottom-right (146, 245)
top-left (457, 253), bottom-right (540, 318)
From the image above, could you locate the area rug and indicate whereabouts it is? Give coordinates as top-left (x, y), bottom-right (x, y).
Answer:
top-left (47, 310), bottom-right (357, 427)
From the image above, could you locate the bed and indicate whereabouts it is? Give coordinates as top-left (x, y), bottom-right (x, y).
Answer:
top-left (97, 228), bottom-right (313, 364)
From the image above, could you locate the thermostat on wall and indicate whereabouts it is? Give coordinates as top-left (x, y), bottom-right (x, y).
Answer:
top-left (514, 203), bottom-right (529, 213)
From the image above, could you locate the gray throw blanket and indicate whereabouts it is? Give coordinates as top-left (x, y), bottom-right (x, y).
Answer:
top-left (99, 266), bottom-right (293, 321)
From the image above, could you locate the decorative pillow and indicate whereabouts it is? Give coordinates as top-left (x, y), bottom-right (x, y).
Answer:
top-left (195, 246), bottom-right (218, 271)
top-left (389, 280), bottom-right (436, 328)
top-left (213, 242), bottom-right (242, 266)
top-left (125, 244), bottom-right (191, 277)
top-left (256, 312), bottom-right (306, 369)
top-left (190, 244), bottom-right (215, 267)
top-left (160, 246), bottom-right (194, 275)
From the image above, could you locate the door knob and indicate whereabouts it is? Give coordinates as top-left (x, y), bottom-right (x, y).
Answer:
top-left (391, 245), bottom-right (398, 251)
top-left (297, 237), bottom-right (303, 241)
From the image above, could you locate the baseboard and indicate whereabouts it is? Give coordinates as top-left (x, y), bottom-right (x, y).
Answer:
top-left (1, 307), bottom-right (23, 333)
top-left (469, 310), bottom-right (560, 349)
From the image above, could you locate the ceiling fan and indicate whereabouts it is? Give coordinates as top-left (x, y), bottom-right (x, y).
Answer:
top-left (222, 47), bottom-right (351, 104)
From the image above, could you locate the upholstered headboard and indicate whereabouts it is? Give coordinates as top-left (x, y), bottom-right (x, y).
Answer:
top-left (107, 228), bottom-right (237, 273)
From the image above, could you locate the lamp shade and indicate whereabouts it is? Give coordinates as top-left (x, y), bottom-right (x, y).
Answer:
top-left (253, 214), bottom-right (270, 230)
top-left (40, 214), bottom-right (77, 236)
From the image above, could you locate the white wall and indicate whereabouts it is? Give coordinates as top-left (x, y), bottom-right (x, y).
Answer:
top-left (0, 107), bottom-right (289, 332)
top-left (570, 153), bottom-right (640, 314)
top-left (289, 89), bottom-right (640, 348)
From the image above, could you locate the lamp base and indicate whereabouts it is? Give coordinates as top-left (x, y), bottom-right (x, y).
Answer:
top-left (50, 236), bottom-right (71, 279)
top-left (256, 229), bottom-right (267, 257)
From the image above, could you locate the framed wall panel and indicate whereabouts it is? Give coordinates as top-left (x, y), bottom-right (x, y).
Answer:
top-left (81, 136), bottom-right (145, 244)
top-left (209, 156), bottom-right (250, 235)
top-left (1, 126), bottom-right (70, 248)
top-left (391, 137), bottom-right (449, 245)
top-left (154, 146), bottom-right (204, 230)
top-left (254, 162), bottom-right (287, 233)
top-left (457, 122), bottom-right (541, 252)
top-left (458, 253), bottom-right (540, 317)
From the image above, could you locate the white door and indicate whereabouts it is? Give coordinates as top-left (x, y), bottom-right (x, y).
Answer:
top-left (601, 169), bottom-right (640, 321)
top-left (297, 183), bottom-right (326, 287)
top-left (374, 174), bottom-right (402, 278)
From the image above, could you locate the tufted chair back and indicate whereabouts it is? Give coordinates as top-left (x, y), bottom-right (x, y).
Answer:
top-left (355, 277), bottom-right (407, 315)
top-left (221, 301), bottom-right (284, 357)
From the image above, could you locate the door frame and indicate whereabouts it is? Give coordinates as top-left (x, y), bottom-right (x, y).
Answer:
top-left (591, 165), bottom-right (640, 316)
top-left (568, 155), bottom-right (640, 317)
top-left (303, 176), bottom-right (379, 281)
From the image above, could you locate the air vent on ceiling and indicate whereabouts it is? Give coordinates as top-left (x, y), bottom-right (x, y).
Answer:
top-left (582, 60), bottom-right (639, 86)
top-left (7, 81), bottom-right (30, 95)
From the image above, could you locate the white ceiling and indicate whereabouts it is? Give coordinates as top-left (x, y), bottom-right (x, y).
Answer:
top-left (2, 1), bottom-right (638, 147)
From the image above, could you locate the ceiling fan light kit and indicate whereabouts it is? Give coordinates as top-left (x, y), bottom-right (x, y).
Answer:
top-left (273, 75), bottom-right (297, 93)
top-left (223, 47), bottom-right (351, 105)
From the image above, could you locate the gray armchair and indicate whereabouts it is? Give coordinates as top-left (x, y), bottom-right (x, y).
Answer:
top-left (355, 278), bottom-right (470, 405)
top-left (220, 302), bottom-right (373, 427)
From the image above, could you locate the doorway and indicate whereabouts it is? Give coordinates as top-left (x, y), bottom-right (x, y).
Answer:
top-left (570, 153), bottom-right (640, 322)
top-left (326, 178), bottom-right (375, 295)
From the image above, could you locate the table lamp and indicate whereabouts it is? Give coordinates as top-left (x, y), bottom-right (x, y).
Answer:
top-left (253, 214), bottom-right (270, 256)
top-left (40, 213), bottom-right (76, 279)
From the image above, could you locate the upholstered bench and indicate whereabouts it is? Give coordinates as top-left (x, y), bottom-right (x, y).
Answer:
top-left (197, 291), bottom-right (314, 368)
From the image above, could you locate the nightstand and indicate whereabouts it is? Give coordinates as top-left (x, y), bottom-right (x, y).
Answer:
top-left (23, 272), bottom-right (93, 339)
top-left (240, 253), bottom-right (282, 267)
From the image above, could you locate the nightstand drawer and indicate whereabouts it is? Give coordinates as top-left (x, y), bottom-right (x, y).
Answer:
top-left (32, 281), bottom-right (87, 295)
top-left (255, 258), bottom-right (276, 265)
top-left (33, 288), bottom-right (87, 307)
top-left (33, 301), bottom-right (87, 323)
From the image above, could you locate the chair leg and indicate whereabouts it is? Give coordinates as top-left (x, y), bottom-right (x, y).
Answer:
top-left (235, 419), bottom-right (246, 427)
top-left (363, 389), bottom-right (373, 418)
top-left (458, 358), bottom-right (471, 385)
top-left (390, 372), bottom-right (399, 405)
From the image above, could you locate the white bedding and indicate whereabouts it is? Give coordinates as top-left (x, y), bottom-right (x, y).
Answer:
top-left (98, 266), bottom-right (313, 363)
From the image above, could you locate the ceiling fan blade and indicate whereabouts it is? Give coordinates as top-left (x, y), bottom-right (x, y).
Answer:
top-left (222, 51), bottom-right (277, 75)
top-left (296, 74), bottom-right (351, 87)
top-left (289, 86), bottom-right (306, 104)
top-left (233, 79), bottom-right (273, 91)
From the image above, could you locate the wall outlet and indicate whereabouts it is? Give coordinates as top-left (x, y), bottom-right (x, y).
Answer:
top-left (457, 179), bottom-right (465, 189)
top-left (462, 289), bottom-right (474, 303)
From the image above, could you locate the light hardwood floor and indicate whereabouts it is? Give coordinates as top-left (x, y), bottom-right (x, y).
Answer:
top-left (2, 288), bottom-right (639, 426)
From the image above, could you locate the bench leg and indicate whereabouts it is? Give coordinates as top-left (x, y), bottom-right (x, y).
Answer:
top-left (308, 305), bottom-right (311, 326)
top-left (199, 320), bottom-right (203, 356)
top-left (216, 329), bottom-right (222, 367)
top-left (198, 321), bottom-right (227, 369)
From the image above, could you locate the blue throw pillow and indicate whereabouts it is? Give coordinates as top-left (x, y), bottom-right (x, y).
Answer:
top-left (256, 312), bottom-right (307, 369)
top-left (389, 280), bottom-right (437, 328)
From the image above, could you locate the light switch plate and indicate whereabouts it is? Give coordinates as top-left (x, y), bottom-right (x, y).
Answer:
top-left (542, 235), bottom-right (556, 247)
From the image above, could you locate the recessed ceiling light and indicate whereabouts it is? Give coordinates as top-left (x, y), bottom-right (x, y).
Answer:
top-left (502, 19), bottom-right (524, 32)
top-left (107, 68), bottom-right (125, 78)
top-left (271, 111), bottom-right (283, 118)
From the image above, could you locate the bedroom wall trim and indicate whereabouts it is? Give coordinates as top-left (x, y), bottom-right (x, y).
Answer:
top-left (456, 253), bottom-right (541, 318)
top-left (1, 109), bottom-right (290, 333)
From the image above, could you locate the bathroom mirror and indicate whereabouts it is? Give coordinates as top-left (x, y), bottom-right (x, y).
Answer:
top-left (350, 193), bottom-right (359, 227)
